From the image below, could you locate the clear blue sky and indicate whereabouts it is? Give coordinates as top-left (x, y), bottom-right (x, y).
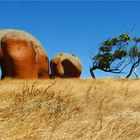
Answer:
top-left (0, 1), bottom-right (140, 78)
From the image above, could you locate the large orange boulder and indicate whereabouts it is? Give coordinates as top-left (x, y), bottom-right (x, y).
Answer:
top-left (0, 29), bottom-right (49, 79)
top-left (37, 47), bottom-right (50, 79)
top-left (50, 52), bottom-right (82, 78)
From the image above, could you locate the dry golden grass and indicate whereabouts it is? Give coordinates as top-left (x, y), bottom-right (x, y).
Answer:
top-left (0, 78), bottom-right (140, 140)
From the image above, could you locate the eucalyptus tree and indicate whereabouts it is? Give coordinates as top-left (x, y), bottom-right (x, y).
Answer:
top-left (90, 33), bottom-right (140, 78)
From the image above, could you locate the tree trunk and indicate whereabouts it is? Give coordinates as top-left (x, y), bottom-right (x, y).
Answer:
top-left (126, 69), bottom-right (133, 78)
top-left (90, 67), bottom-right (96, 79)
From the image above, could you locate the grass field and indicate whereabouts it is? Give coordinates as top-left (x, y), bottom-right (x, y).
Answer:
top-left (0, 78), bottom-right (140, 140)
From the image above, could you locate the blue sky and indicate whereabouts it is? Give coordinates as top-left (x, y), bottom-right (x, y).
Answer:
top-left (0, 1), bottom-right (140, 78)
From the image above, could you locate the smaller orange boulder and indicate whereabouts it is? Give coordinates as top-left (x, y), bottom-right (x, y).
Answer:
top-left (50, 52), bottom-right (82, 78)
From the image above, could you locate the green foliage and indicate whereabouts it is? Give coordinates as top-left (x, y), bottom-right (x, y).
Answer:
top-left (119, 33), bottom-right (131, 42)
top-left (99, 45), bottom-right (111, 52)
top-left (99, 37), bottom-right (120, 52)
top-left (111, 37), bottom-right (120, 45)
top-left (113, 50), bottom-right (127, 59)
top-left (96, 53), bottom-right (112, 69)
top-left (133, 37), bottom-right (140, 43)
top-left (129, 46), bottom-right (139, 57)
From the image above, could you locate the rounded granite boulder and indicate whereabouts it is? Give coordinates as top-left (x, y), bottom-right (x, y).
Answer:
top-left (0, 29), bottom-right (49, 79)
top-left (50, 52), bottom-right (82, 78)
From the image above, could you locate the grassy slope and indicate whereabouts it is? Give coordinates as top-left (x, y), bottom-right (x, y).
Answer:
top-left (0, 78), bottom-right (140, 140)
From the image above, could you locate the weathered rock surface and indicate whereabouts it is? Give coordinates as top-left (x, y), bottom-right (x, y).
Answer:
top-left (0, 29), bottom-right (49, 79)
top-left (50, 52), bottom-right (82, 78)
